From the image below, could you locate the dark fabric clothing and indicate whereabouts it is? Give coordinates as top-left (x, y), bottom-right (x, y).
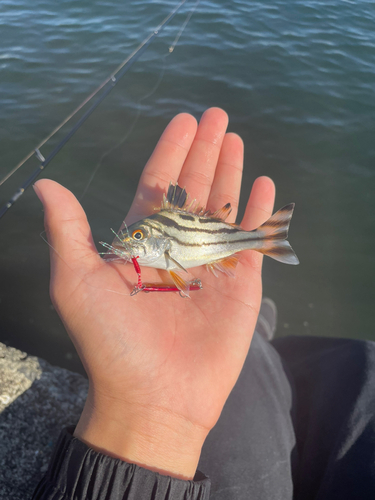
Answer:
top-left (273, 336), bottom-right (375, 500)
top-left (32, 427), bottom-right (210, 500)
top-left (201, 334), bottom-right (375, 499)
top-left (198, 330), bottom-right (297, 499)
top-left (33, 333), bottom-right (375, 500)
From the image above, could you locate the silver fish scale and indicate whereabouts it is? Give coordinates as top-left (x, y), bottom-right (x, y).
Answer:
top-left (136, 210), bottom-right (263, 269)
top-left (109, 199), bottom-right (298, 272)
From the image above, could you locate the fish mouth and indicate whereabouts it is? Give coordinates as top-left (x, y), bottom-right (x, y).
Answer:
top-left (112, 238), bottom-right (146, 258)
top-left (112, 239), bottom-right (133, 255)
top-left (100, 232), bottom-right (147, 262)
top-left (99, 238), bottom-right (133, 261)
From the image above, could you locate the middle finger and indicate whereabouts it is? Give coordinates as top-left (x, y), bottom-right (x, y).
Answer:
top-left (177, 107), bottom-right (229, 207)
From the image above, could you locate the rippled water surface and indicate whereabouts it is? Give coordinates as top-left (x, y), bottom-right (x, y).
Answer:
top-left (1, 0), bottom-right (375, 374)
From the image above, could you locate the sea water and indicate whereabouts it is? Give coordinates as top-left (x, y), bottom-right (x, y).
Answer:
top-left (0, 0), bottom-right (374, 374)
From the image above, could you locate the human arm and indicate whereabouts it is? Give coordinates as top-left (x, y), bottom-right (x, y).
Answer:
top-left (32, 108), bottom-right (275, 495)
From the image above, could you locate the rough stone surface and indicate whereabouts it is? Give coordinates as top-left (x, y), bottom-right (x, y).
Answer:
top-left (0, 342), bottom-right (88, 499)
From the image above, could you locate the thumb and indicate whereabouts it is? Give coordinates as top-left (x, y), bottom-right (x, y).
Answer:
top-left (33, 179), bottom-right (100, 280)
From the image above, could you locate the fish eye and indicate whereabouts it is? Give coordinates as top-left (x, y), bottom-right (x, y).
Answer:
top-left (132, 230), bottom-right (144, 240)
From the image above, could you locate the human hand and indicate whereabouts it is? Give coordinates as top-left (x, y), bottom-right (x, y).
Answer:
top-left (34, 107), bottom-right (275, 479)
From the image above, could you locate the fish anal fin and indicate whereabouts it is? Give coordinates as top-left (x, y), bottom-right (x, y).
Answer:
top-left (206, 254), bottom-right (239, 278)
top-left (169, 270), bottom-right (190, 297)
top-left (211, 203), bottom-right (232, 221)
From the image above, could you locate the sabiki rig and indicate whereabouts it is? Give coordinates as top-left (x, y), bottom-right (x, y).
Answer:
top-left (100, 183), bottom-right (299, 297)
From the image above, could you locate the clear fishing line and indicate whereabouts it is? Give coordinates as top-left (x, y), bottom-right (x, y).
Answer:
top-left (79, 0), bottom-right (200, 201)
top-left (79, 52), bottom-right (169, 202)
top-left (34, 0), bottom-right (203, 299)
top-left (0, 0), bottom-right (200, 219)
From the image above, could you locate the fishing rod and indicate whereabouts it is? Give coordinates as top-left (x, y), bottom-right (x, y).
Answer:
top-left (0, 0), bottom-right (197, 220)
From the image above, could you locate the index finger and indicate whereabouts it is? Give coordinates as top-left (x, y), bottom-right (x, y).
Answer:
top-left (126, 113), bottom-right (197, 224)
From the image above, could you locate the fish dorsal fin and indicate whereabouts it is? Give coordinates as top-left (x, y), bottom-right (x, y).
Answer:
top-left (185, 199), bottom-right (206, 215)
top-left (161, 183), bottom-right (188, 210)
top-left (206, 254), bottom-right (239, 278)
top-left (211, 203), bottom-right (232, 221)
top-left (160, 183), bottom-right (233, 220)
top-left (160, 183), bottom-right (203, 215)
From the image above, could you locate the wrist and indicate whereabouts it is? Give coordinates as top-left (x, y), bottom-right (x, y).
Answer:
top-left (74, 388), bottom-right (209, 480)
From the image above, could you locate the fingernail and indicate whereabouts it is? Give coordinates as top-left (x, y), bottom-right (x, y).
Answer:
top-left (32, 182), bottom-right (43, 203)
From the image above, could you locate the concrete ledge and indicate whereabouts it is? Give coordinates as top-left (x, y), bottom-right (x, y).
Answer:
top-left (0, 342), bottom-right (88, 499)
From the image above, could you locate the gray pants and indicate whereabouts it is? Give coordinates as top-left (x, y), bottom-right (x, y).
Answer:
top-left (199, 333), bottom-right (375, 500)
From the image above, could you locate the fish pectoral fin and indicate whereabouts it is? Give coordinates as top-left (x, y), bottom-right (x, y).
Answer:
top-left (211, 203), bottom-right (232, 221)
top-left (169, 270), bottom-right (190, 297)
top-left (206, 254), bottom-right (239, 278)
top-left (164, 251), bottom-right (187, 273)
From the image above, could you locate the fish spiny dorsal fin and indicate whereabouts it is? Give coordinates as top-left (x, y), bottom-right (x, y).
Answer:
top-left (184, 198), bottom-right (202, 215)
top-left (190, 200), bottom-right (202, 214)
top-left (160, 192), bottom-right (169, 210)
top-left (211, 203), bottom-right (232, 221)
top-left (166, 183), bottom-right (188, 209)
top-left (186, 198), bottom-right (196, 212)
top-left (162, 182), bottom-right (213, 216)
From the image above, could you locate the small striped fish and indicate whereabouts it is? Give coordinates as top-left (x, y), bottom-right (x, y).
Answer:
top-left (102, 183), bottom-right (299, 295)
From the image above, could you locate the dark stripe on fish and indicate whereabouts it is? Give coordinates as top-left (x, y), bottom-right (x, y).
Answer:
top-left (151, 213), bottom-right (240, 235)
top-left (258, 204), bottom-right (294, 239)
top-left (179, 214), bottom-right (196, 222)
top-left (263, 245), bottom-right (294, 256)
top-left (262, 219), bottom-right (286, 228)
top-left (160, 234), bottom-right (259, 248)
top-left (198, 217), bottom-right (231, 224)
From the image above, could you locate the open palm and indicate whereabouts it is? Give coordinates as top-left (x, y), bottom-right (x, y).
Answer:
top-left (35, 107), bottom-right (275, 478)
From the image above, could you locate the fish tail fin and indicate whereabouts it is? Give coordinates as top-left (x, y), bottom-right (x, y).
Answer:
top-left (254, 204), bottom-right (299, 265)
